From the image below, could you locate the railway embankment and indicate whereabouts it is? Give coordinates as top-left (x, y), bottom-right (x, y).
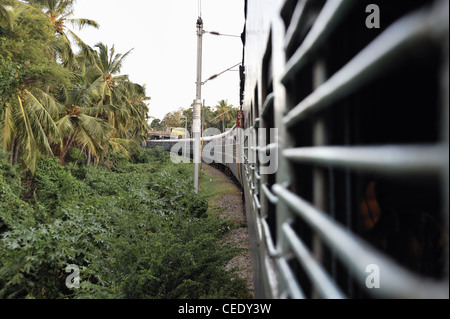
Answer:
top-left (200, 164), bottom-right (255, 298)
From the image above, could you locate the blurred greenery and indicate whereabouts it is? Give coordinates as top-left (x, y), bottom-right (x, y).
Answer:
top-left (0, 147), bottom-right (251, 299)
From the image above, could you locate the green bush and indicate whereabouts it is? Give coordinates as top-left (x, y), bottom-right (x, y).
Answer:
top-left (0, 164), bottom-right (35, 235)
top-left (67, 148), bottom-right (87, 166)
top-left (31, 157), bottom-right (92, 214)
top-left (101, 151), bottom-right (130, 171)
top-left (0, 151), bottom-right (251, 299)
top-left (137, 146), bottom-right (170, 164)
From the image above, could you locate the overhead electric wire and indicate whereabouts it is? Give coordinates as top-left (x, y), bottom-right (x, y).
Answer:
top-left (202, 62), bottom-right (242, 85)
top-left (204, 31), bottom-right (241, 38)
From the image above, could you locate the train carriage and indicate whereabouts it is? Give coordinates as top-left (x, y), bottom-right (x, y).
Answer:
top-left (241, 0), bottom-right (449, 299)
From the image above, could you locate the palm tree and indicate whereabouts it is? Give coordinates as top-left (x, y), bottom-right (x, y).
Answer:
top-left (64, 47), bottom-right (149, 164)
top-left (26, 0), bottom-right (99, 68)
top-left (3, 89), bottom-right (63, 173)
top-left (90, 43), bottom-right (133, 104)
top-left (116, 80), bottom-right (151, 142)
top-left (0, 3), bottom-right (12, 29)
top-left (56, 83), bottom-right (111, 165)
top-left (1, 1), bottom-right (71, 173)
top-left (1, 1), bottom-right (151, 171)
top-left (214, 100), bottom-right (234, 132)
top-left (87, 43), bottom-right (134, 133)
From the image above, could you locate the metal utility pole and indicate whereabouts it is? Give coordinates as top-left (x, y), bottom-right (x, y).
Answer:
top-left (201, 99), bottom-right (206, 172)
top-left (193, 17), bottom-right (203, 193)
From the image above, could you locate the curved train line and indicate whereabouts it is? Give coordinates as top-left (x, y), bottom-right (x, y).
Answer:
top-left (147, 0), bottom-right (449, 299)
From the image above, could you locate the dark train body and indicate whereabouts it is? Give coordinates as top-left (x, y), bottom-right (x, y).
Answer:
top-left (147, 0), bottom-right (449, 298)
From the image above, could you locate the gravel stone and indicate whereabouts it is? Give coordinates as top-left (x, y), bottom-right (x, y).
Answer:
top-left (203, 164), bottom-right (255, 297)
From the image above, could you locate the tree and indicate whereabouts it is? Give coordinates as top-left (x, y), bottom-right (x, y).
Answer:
top-left (0, 1), bottom-right (71, 173)
top-left (182, 107), bottom-right (193, 133)
top-left (1, 0), bottom-right (151, 171)
top-left (214, 100), bottom-right (234, 132)
top-left (162, 108), bottom-right (184, 129)
top-left (56, 82), bottom-right (111, 165)
top-left (87, 43), bottom-right (132, 112)
top-left (0, 2), bottom-right (12, 29)
top-left (202, 105), bottom-right (218, 131)
top-left (113, 78), bottom-right (150, 142)
top-left (25, 0), bottom-right (100, 68)
top-left (150, 118), bottom-right (163, 131)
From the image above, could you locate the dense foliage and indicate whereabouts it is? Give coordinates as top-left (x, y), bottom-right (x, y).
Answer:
top-left (1, 0), bottom-right (151, 173)
top-left (0, 1), bottom-right (250, 299)
top-left (0, 147), bottom-right (250, 298)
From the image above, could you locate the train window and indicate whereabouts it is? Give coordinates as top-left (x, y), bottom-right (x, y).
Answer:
top-left (285, 0), bottom-right (326, 60)
top-left (281, 0), bottom-right (299, 30)
top-left (281, 0), bottom-right (447, 298)
top-left (284, 63), bottom-right (314, 112)
top-left (262, 31), bottom-right (273, 101)
top-left (242, 0), bottom-right (448, 299)
top-left (325, 0), bottom-right (434, 77)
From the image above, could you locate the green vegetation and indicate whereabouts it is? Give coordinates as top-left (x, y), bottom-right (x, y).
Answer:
top-left (199, 166), bottom-right (240, 219)
top-left (1, 0), bottom-right (150, 174)
top-left (0, 1), bottom-right (251, 299)
top-left (0, 147), bottom-right (251, 299)
top-left (151, 99), bottom-right (238, 133)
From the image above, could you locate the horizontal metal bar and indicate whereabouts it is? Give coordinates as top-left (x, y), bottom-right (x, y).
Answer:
top-left (262, 183), bottom-right (279, 204)
top-left (256, 213), bottom-right (263, 243)
top-left (246, 175), bottom-right (253, 189)
top-left (283, 5), bottom-right (446, 127)
top-left (259, 143), bottom-right (278, 156)
top-left (261, 217), bottom-right (279, 257)
top-left (282, 0), bottom-right (356, 84)
top-left (282, 222), bottom-right (345, 299)
top-left (272, 184), bottom-right (449, 299)
top-left (283, 144), bottom-right (447, 176)
top-left (277, 257), bottom-right (306, 299)
top-left (284, 0), bottom-right (311, 55)
top-left (262, 253), bottom-right (280, 299)
top-left (253, 193), bottom-right (261, 210)
top-left (261, 93), bottom-right (275, 118)
top-left (254, 118), bottom-right (261, 129)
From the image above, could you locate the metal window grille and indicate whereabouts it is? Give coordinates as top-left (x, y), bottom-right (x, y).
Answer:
top-left (244, 0), bottom-right (449, 299)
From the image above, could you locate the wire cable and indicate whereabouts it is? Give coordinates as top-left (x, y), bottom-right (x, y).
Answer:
top-left (205, 31), bottom-right (241, 38)
top-left (202, 62), bottom-right (242, 85)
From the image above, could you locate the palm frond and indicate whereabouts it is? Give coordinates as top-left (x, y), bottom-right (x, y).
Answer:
top-left (68, 18), bottom-right (99, 30)
top-left (56, 114), bottom-right (75, 136)
top-left (79, 114), bottom-right (111, 140)
top-left (107, 137), bottom-right (133, 158)
top-left (110, 48), bottom-right (133, 75)
top-left (24, 90), bottom-right (61, 141)
top-left (0, 4), bottom-right (12, 29)
top-left (17, 95), bottom-right (37, 173)
top-left (2, 105), bottom-right (16, 151)
top-left (66, 28), bottom-right (97, 64)
top-left (75, 125), bottom-right (100, 158)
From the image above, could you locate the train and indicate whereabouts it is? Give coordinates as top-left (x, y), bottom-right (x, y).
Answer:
top-left (146, 0), bottom-right (449, 299)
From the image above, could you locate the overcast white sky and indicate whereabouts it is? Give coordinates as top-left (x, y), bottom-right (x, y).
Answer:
top-left (71, 0), bottom-right (245, 121)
